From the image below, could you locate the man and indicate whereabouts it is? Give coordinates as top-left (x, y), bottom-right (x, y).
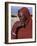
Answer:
top-left (11, 7), bottom-right (32, 39)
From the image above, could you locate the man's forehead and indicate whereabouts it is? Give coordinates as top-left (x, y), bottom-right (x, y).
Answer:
top-left (19, 11), bottom-right (27, 16)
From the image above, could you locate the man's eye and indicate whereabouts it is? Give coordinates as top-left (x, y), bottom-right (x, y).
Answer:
top-left (19, 16), bottom-right (21, 17)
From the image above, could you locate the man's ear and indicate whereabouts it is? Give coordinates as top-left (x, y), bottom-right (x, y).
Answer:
top-left (30, 14), bottom-right (32, 19)
top-left (30, 14), bottom-right (32, 17)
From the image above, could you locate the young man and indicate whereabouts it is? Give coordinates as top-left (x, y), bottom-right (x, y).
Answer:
top-left (11, 7), bottom-right (32, 39)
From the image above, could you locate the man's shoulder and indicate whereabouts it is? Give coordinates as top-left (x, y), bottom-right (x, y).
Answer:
top-left (14, 21), bottom-right (20, 25)
top-left (13, 21), bottom-right (20, 27)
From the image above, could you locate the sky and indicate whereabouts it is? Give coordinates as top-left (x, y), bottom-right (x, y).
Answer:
top-left (11, 6), bottom-right (32, 16)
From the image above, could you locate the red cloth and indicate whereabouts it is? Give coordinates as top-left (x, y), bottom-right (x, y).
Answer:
top-left (11, 18), bottom-right (32, 39)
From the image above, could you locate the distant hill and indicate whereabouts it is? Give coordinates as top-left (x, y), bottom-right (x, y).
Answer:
top-left (11, 15), bottom-right (17, 17)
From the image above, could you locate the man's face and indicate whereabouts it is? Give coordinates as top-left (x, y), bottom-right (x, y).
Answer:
top-left (18, 7), bottom-right (30, 24)
top-left (18, 11), bottom-right (28, 23)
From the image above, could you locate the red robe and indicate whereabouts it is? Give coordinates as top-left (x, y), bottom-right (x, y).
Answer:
top-left (11, 18), bottom-right (32, 39)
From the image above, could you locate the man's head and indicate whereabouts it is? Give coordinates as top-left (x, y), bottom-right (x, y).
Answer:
top-left (18, 7), bottom-right (30, 23)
